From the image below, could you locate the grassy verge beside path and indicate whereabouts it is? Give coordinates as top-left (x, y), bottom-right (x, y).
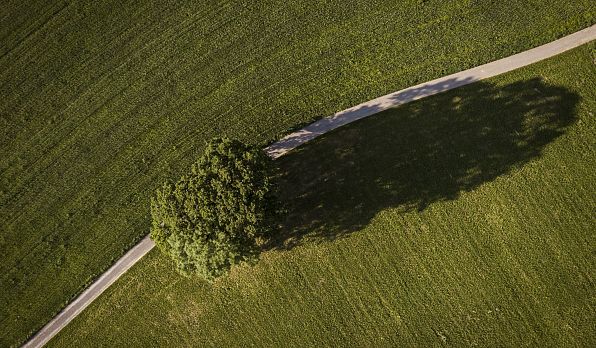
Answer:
top-left (50, 43), bottom-right (595, 347)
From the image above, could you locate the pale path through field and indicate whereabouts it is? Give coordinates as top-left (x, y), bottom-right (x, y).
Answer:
top-left (266, 24), bottom-right (596, 158)
top-left (23, 24), bottom-right (596, 348)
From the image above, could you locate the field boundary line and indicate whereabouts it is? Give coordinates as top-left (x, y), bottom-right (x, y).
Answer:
top-left (266, 25), bottom-right (596, 158)
top-left (23, 23), bottom-right (596, 348)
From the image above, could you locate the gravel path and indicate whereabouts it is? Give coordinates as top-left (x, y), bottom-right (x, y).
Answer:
top-left (23, 24), bottom-right (596, 348)
top-left (266, 25), bottom-right (596, 158)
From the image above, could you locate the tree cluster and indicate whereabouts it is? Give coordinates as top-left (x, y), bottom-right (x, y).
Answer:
top-left (150, 137), bottom-right (277, 281)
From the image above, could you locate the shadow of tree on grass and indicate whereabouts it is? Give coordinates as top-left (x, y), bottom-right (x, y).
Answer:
top-left (267, 78), bottom-right (579, 250)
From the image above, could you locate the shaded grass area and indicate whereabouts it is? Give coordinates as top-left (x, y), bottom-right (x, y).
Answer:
top-left (50, 44), bottom-right (595, 347)
top-left (271, 78), bottom-right (578, 249)
top-left (1, 0), bottom-right (594, 345)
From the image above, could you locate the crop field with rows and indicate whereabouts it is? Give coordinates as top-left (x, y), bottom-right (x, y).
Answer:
top-left (50, 43), bottom-right (595, 347)
top-left (1, 0), bottom-right (594, 346)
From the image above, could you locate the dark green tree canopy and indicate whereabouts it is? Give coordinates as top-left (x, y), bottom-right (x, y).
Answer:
top-left (150, 137), bottom-right (277, 281)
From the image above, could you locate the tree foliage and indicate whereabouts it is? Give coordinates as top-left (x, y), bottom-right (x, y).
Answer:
top-left (150, 137), bottom-right (277, 280)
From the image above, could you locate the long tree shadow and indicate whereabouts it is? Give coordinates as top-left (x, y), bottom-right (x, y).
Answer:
top-left (266, 78), bottom-right (579, 250)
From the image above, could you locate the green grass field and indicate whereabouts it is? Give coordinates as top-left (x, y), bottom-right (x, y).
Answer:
top-left (48, 43), bottom-right (595, 347)
top-left (1, 1), bottom-right (594, 346)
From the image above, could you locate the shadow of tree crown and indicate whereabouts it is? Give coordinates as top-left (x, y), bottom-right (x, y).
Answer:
top-left (268, 77), bottom-right (579, 250)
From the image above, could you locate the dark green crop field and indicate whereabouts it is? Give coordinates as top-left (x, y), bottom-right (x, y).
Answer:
top-left (1, 0), bottom-right (594, 346)
top-left (50, 43), bottom-right (595, 347)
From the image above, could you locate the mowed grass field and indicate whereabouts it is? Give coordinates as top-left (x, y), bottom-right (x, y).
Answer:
top-left (1, 0), bottom-right (595, 346)
top-left (49, 44), bottom-right (595, 347)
